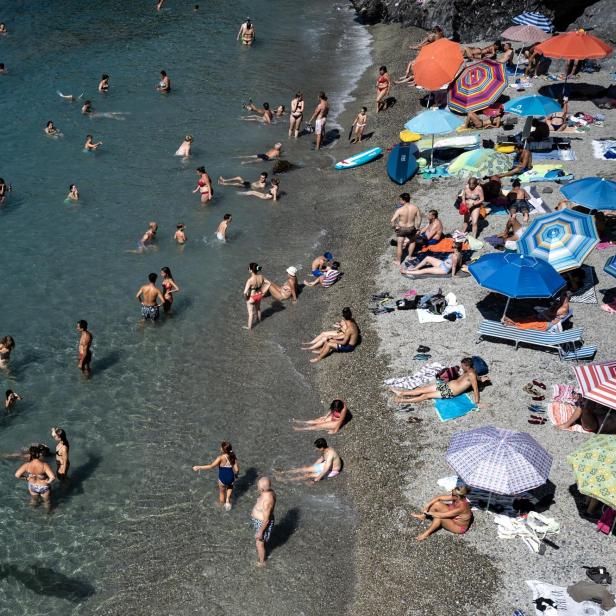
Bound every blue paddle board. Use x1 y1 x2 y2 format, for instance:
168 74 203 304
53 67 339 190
335 147 382 170
387 142 419 184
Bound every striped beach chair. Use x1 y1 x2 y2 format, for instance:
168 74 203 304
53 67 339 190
476 320 596 361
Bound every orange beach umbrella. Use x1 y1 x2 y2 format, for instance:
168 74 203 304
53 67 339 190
413 39 463 90
536 29 613 60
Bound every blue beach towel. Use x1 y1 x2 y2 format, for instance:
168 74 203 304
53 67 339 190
434 394 478 422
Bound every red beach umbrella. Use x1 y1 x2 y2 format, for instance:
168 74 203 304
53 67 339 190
573 361 616 410
536 30 613 60
413 39 464 90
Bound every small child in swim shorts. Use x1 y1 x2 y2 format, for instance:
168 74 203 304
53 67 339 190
216 214 232 242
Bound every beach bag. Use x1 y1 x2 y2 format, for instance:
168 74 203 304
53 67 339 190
438 366 461 382
471 356 489 376
453 195 463 210
427 294 447 315
396 297 418 310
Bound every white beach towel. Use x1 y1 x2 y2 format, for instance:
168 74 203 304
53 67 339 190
525 185 552 214
383 362 445 390
526 580 616 616
417 304 467 323
592 139 616 160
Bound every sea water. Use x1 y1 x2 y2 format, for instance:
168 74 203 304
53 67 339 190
0 1 371 614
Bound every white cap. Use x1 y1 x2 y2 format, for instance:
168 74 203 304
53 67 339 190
286 266 297 276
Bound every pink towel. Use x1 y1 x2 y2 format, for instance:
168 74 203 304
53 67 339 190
551 384 578 404
547 402 591 433
596 241 616 251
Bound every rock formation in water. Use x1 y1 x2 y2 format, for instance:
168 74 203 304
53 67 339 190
348 0 607 42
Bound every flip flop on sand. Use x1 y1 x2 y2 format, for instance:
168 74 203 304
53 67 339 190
532 395 545 401
416 345 430 353
523 384 540 396
407 416 423 424
528 418 547 425
532 380 547 390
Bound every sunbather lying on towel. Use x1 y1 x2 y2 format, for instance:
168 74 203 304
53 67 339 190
391 357 479 404
502 292 570 331
411 486 473 541
400 242 463 278
556 397 616 434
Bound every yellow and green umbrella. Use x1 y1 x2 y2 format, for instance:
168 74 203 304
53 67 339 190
567 435 616 509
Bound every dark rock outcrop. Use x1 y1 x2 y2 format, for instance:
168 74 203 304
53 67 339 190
573 0 616 70
349 0 600 42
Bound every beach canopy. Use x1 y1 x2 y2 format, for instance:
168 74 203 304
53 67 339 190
567 435 616 510
503 94 561 117
469 253 565 299
573 361 616 410
502 24 551 43
446 426 553 495
605 255 616 280
517 210 599 273
536 30 613 60
413 39 464 90
448 60 507 114
447 148 512 178
512 12 553 33
404 108 463 135
561 176 616 211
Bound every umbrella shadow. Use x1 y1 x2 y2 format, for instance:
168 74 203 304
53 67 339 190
537 82 607 101
0 563 95 602
475 293 552 321
567 482 607 526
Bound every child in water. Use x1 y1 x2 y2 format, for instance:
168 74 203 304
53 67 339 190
216 214 232 242
84 135 102 151
5 389 21 410
174 223 187 245
350 107 368 143
67 184 79 202
175 135 193 157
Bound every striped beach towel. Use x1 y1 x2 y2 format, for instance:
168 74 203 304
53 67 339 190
547 402 591 433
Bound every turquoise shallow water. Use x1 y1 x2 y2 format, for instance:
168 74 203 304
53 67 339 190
0 1 371 613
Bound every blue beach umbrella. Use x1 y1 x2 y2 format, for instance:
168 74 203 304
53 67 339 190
512 12 554 33
404 109 463 168
604 255 616 280
561 176 616 212
518 210 599 273
503 94 561 117
469 253 565 316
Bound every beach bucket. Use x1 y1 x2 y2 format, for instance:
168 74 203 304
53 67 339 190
399 129 421 143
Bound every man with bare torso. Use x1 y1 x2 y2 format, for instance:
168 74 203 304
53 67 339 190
390 193 421 264
308 92 329 150
306 307 359 364
276 438 343 482
251 476 276 566
76 320 92 376
417 209 444 248
136 272 165 321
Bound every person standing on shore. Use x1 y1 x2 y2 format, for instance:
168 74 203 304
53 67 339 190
251 477 276 566
76 320 93 376
192 441 240 511
308 92 329 151
289 92 304 138
51 427 70 481
136 273 165 321
375 66 391 113
237 18 255 46
350 107 368 143
390 193 421 264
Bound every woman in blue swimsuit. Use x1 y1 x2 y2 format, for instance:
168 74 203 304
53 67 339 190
192 441 240 511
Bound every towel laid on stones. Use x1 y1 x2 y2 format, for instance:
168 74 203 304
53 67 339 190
383 362 445 390
434 393 477 422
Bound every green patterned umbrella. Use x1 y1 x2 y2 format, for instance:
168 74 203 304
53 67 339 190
567 435 616 509
448 148 513 178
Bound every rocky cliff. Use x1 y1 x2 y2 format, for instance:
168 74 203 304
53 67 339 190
349 0 602 42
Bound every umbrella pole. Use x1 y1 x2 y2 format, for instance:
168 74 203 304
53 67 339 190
597 409 613 435
502 297 512 321
430 133 435 170
486 491 492 512
514 49 523 79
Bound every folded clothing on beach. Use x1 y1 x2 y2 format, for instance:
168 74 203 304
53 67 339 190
505 316 549 331
526 581 616 616
547 402 591 433
592 139 616 161
434 393 477 422
383 362 445 390
417 304 466 323
420 237 470 253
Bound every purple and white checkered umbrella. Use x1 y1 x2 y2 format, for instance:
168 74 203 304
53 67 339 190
446 426 552 495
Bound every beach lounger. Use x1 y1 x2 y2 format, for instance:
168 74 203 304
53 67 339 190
476 320 592 360
416 134 480 152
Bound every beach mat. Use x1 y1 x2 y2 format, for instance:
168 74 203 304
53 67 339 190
417 305 466 323
420 238 470 253
569 265 598 305
547 402 592 433
434 393 477 422
532 148 577 161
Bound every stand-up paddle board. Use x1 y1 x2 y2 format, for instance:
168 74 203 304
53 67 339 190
335 147 382 170
387 142 419 184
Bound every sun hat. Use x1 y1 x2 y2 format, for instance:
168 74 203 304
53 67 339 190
286 266 297 276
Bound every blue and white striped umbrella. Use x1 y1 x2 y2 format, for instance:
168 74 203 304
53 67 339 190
512 11 553 33
604 255 616 280
518 210 599 273
446 427 552 495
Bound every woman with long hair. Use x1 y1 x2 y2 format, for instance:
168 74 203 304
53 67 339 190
51 427 70 480
192 442 240 511
15 446 56 510
160 267 180 313
242 263 270 330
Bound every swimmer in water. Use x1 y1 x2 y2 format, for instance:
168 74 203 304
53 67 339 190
98 73 110 92
82 100 93 114
156 0 164 10
239 178 279 201
67 184 79 202
0 23 7 35
0 178 10 205
175 135 193 157
193 166 213 204
242 102 273 124
237 142 282 164
44 121 62 137
174 223 187 245
129 221 158 253
216 214 232 242
156 70 170 93
0 63 7 75
5 389 22 410
218 172 268 189
84 134 102 151
57 91 84 102
237 18 255 46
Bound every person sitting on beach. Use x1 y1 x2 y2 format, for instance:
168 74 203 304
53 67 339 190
394 59 417 86
243 102 273 124
391 192 421 264
44 121 62 137
401 242 463 278
502 291 571 331
409 26 444 50
84 134 102 151
460 177 484 238
192 441 240 511
506 179 531 223
525 44 546 77
218 172 268 189
462 106 503 130
310 251 334 277
238 143 282 164
292 399 349 434
302 307 359 364
486 211 525 249
175 135 193 157
391 357 479 404
497 42 514 67
276 438 342 482
415 209 444 248
528 118 550 143
546 97 569 132
304 262 341 288
266 266 298 303
411 486 473 541
156 70 170 93
496 143 532 179
481 175 502 203
239 178 279 201
5 389 22 410
556 396 616 434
